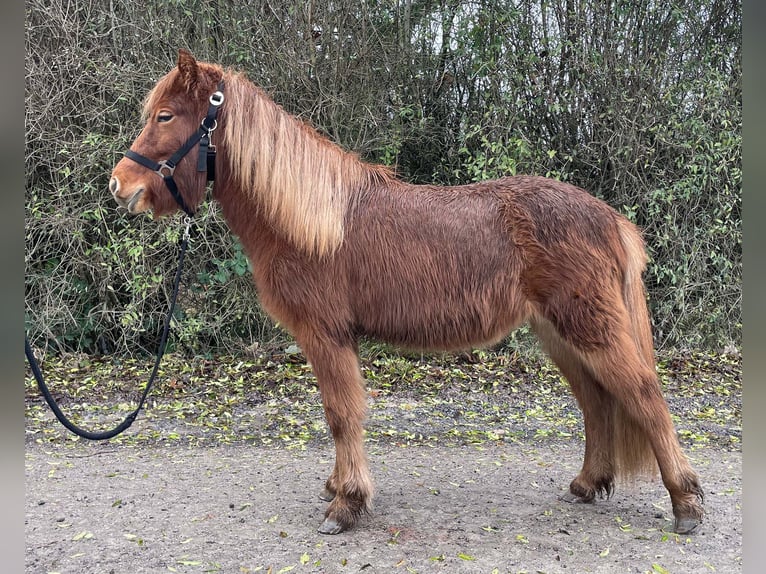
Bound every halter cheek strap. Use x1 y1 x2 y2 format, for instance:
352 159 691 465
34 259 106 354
124 81 225 216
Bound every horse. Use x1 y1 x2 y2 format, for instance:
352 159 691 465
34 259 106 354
109 49 704 535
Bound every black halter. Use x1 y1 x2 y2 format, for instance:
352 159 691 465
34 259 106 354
124 81 225 216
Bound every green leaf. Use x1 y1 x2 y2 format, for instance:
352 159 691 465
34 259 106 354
72 531 93 541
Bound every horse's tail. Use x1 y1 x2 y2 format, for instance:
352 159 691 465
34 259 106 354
613 217 658 478
617 217 655 369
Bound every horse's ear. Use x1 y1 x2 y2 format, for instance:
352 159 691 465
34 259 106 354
177 49 200 92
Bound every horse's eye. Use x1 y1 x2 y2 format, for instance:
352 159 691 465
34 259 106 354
157 112 173 123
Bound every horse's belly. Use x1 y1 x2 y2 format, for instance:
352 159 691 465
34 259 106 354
354 278 527 351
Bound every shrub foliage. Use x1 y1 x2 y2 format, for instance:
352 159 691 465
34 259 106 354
25 0 741 355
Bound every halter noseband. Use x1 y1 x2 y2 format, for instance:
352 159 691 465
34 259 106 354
124 81 225 216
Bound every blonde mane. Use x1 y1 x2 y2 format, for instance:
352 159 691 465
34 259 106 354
220 72 392 257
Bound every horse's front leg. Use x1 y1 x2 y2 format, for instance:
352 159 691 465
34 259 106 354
300 335 373 534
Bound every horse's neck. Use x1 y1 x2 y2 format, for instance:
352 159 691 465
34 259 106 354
212 174 283 261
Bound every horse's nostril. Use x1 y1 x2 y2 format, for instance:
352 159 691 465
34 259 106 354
109 177 119 195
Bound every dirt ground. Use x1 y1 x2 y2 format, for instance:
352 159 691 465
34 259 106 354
26 440 741 574
25 349 742 573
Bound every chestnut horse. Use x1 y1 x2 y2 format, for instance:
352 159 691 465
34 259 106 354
109 50 703 535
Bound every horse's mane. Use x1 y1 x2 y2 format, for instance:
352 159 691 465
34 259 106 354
220 71 394 257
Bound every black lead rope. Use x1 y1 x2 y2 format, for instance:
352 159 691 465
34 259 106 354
24 221 191 440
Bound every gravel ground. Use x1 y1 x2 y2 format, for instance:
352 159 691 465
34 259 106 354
25 349 742 573
25 440 741 574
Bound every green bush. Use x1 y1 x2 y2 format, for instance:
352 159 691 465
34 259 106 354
25 0 741 355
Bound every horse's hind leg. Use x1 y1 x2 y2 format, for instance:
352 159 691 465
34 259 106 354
581 334 704 533
530 317 617 502
299 334 373 534
534 306 703 533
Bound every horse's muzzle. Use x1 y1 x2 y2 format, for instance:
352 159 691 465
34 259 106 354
109 176 145 213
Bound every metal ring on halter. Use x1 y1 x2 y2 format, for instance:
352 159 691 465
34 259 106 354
202 118 218 133
155 160 176 178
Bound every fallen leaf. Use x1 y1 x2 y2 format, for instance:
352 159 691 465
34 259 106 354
72 531 93 541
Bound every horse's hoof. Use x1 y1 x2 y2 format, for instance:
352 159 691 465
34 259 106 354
560 492 579 503
319 488 336 502
674 516 700 534
559 492 593 504
318 517 345 535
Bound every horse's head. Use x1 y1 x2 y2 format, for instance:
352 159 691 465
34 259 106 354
109 49 223 217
